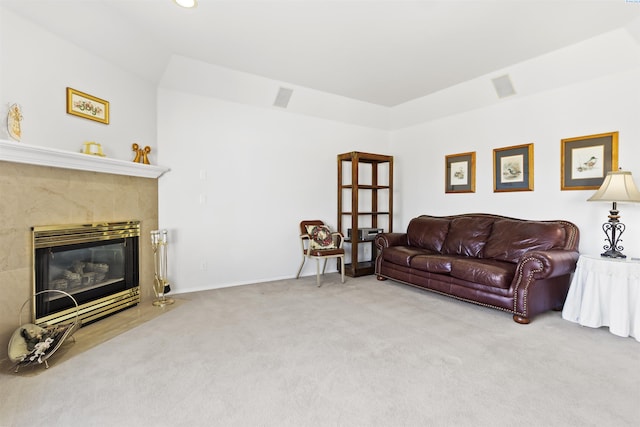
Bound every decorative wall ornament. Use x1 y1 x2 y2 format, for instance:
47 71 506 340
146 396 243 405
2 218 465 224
445 151 476 193
561 131 618 190
493 143 534 192
132 143 151 164
82 141 105 156
66 87 109 124
7 103 23 141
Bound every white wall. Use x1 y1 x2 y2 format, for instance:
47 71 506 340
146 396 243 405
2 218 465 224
6 3 640 295
0 7 157 162
157 88 389 292
391 67 640 257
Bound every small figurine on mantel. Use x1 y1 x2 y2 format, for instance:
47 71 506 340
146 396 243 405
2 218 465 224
7 103 23 142
132 143 151 165
82 141 105 156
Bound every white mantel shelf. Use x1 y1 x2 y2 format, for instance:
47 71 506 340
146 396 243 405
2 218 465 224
0 139 170 178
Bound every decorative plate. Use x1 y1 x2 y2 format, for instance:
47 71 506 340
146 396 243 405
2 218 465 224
7 103 23 141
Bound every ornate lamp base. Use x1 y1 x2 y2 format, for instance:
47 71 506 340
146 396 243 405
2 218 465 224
601 249 626 259
600 203 627 259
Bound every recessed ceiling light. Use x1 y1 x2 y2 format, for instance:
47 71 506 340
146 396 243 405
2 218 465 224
174 0 198 8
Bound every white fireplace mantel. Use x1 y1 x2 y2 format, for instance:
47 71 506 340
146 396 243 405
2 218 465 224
0 139 170 178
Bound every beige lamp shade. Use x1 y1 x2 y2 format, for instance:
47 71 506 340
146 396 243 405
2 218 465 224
587 170 640 203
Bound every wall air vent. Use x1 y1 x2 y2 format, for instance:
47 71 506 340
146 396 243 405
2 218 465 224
491 74 516 98
273 87 294 108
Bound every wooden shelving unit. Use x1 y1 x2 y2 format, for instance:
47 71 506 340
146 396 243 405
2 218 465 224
337 151 393 277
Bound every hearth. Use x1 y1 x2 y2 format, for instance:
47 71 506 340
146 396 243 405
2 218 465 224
32 221 140 326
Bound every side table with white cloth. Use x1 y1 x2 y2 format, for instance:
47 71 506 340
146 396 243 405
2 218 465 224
562 254 640 342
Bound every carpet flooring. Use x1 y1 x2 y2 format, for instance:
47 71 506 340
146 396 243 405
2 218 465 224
1 275 638 426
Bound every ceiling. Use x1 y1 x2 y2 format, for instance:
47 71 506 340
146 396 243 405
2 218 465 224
3 0 640 107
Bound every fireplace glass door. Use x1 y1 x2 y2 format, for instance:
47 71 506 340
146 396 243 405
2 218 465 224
33 221 140 325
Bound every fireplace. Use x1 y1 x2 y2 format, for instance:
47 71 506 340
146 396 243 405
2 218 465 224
32 221 141 326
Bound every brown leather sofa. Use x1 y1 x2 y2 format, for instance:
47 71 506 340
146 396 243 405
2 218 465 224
375 213 580 323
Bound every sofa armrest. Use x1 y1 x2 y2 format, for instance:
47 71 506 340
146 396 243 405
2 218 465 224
516 250 580 280
512 249 580 322
375 233 408 251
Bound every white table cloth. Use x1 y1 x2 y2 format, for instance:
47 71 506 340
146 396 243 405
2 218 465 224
562 254 640 342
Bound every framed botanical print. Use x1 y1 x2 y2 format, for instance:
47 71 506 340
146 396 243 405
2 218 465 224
561 131 618 190
493 143 534 192
445 151 475 193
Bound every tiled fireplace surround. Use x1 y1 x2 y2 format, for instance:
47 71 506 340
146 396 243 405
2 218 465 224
0 141 168 354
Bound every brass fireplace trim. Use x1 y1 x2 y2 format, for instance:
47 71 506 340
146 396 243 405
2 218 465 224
32 220 141 326
33 220 140 248
36 287 140 326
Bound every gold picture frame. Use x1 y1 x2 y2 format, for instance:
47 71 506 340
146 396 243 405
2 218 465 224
493 143 534 192
66 87 109 124
445 151 476 193
560 131 618 190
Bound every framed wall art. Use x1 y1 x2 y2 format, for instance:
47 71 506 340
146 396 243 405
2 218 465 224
560 131 618 190
66 87 109 124
493 143 534 192
445 151 476 193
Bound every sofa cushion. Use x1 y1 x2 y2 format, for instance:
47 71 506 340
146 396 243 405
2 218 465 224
382 246 435 267
483 219 567 263
442 216 495 257
450 258 516 289
406 216 450 253
410 255 455 273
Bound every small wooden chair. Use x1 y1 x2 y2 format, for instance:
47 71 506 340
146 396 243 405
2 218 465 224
296 220 345 286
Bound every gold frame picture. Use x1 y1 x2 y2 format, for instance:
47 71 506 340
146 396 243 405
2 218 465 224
445 151 476 193
561 131 618 190
66 87 109 124
493 143 534 192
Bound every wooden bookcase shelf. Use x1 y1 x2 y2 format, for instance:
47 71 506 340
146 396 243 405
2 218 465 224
337 151 393 277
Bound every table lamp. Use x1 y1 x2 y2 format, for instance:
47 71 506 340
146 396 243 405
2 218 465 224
587 170 640 258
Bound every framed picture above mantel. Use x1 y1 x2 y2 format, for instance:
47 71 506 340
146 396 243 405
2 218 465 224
66 87 110 124
561 131 618 190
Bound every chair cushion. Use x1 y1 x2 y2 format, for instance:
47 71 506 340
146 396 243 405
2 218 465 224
306 248 344 257
306 225 337 249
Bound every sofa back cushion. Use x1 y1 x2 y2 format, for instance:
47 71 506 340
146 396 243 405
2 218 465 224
442 216 495 257
407 216 450 253
483 219 567 263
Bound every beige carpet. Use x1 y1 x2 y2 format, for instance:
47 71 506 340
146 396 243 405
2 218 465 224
1 275 638 426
